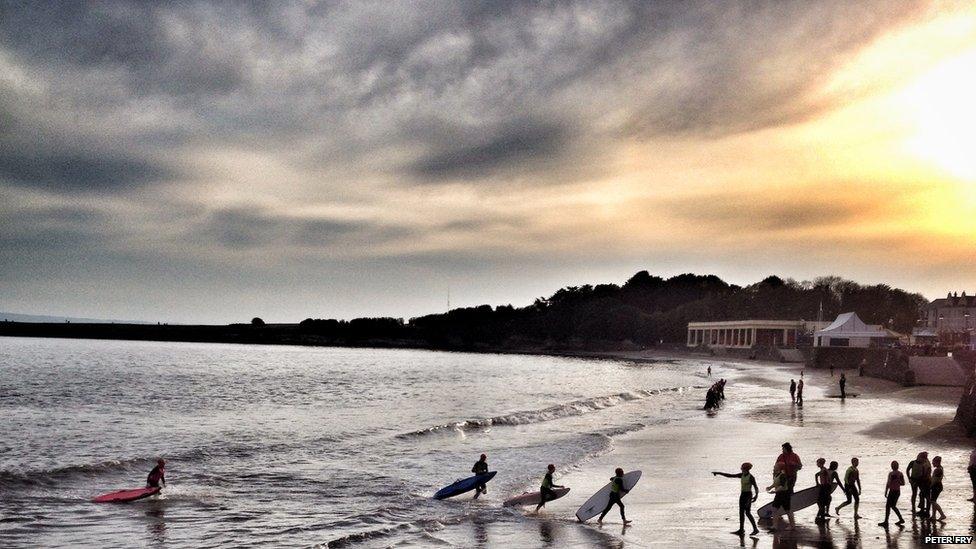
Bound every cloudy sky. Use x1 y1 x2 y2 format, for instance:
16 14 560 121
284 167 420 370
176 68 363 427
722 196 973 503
2 1 975 323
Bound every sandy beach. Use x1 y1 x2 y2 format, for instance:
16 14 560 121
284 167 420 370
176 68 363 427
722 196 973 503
455 353 973 549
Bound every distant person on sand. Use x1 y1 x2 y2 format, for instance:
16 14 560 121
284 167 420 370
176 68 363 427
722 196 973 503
969 448 976 502
839 373 847 398
707 365 712 377
597 468 631 525
879 460 905 527
928 456 946 521
535 464 565 512
472 454 489 498
712 462 759 536
789 379 796 403
776 443 802 493
835 457 862 518
796 379 804 406
767 461 795 530
830 364 834 377
146 459 166 489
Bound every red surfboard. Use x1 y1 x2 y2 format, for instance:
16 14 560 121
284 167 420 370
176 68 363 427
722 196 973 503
93 486 161 503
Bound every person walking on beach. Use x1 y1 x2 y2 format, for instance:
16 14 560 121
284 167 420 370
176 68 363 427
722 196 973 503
969 448 976 502
814 458 831 523
789 379 796 403
776 442 802 492
839 373 847 399
472 454 489 499
835 457 862 518
914 451 932 517
796 378 804 406
597 468 631 525
146 459 166 489
535 464 565 513
767 462 795 530
879 461 905 527
712 462 759 536
928 456 946 521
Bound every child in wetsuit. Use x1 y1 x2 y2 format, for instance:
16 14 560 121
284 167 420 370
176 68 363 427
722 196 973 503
597 468 631 525
766 461 795 530
712 462 759 535
146 459 166 488
535 464 565 512
835 457 862 518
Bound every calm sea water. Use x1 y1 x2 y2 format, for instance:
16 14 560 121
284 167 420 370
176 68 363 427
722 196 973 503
0 336 707 548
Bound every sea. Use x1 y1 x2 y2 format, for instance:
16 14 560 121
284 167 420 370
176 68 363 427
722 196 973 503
0 336 709 548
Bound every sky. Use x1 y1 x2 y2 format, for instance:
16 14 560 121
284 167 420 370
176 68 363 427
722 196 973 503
2 1 975 324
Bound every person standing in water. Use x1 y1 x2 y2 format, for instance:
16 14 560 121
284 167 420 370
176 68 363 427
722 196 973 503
789 379 797 403
839 373 847 399
879 461 905 527
597 468 631 525
707 365 712 377
712 462 759 535
776 442 803 493
472 454 489 499
928 456 946 521
914 451 932 517
535 464 565 513
146 459 166 489
835 457 862 518
767 461 795 530
796 378 804 406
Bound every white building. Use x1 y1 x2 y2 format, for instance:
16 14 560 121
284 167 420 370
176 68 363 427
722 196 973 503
814 312 898 348
687 320 817 349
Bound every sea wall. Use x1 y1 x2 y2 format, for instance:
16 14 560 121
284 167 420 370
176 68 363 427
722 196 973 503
810 347 912 384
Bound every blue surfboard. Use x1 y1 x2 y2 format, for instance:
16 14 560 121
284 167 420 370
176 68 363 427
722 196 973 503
434 471 497 499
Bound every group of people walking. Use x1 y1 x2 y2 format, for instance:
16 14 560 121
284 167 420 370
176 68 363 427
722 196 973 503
713 442 972 536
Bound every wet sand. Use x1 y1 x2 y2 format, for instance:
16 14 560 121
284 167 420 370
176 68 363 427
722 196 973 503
523 357 974 548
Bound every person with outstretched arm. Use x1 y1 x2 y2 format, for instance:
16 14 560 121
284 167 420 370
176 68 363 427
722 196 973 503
535 464 565 512
712 462 759 535
835 457 862 518
146 459 166 489
597 468 631 525
472 454 489 499
879 460 905 527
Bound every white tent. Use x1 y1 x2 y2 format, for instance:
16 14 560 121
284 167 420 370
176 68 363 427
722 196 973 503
814 312 893 348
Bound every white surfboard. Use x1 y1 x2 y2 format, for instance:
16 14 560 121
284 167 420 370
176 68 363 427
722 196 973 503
503 487 570 507
757 483 839 519
575 470 641 522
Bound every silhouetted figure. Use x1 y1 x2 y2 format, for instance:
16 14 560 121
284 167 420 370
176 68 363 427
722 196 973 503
879 461 905 527
839 373 847 399
712 462 759 535
472 454 489 499
789 379 796 403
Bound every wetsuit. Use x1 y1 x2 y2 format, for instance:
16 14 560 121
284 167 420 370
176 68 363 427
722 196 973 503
771 472 791 512
472 459 488 496
839 375 846 398
916 459 932 515
836 465 860 513
147 465 165 488
539 472 557 505
815 466 830 520
883 469 905 524
598 475 627 522
906 460 918 509
930 465 943 504
737 472 758 532
789 381 796 403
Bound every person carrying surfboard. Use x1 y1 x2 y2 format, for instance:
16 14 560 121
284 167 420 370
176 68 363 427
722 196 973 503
879 460 905 527
766 461 795 530
471 454 489 499
776 443 802 493
712 462 759 535
534 464 566 512
146 459 166 489
835 457 862 518
597 468 631 525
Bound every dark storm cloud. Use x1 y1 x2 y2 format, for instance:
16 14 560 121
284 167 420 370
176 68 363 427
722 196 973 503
0 148 172 192
408 121 567 180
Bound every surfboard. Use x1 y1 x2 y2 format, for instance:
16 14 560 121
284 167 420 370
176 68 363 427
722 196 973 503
826 394 858 398
575 470 641 522
757 483 839 519
92 486 161 503
434 471 497 500
503 487 570 507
